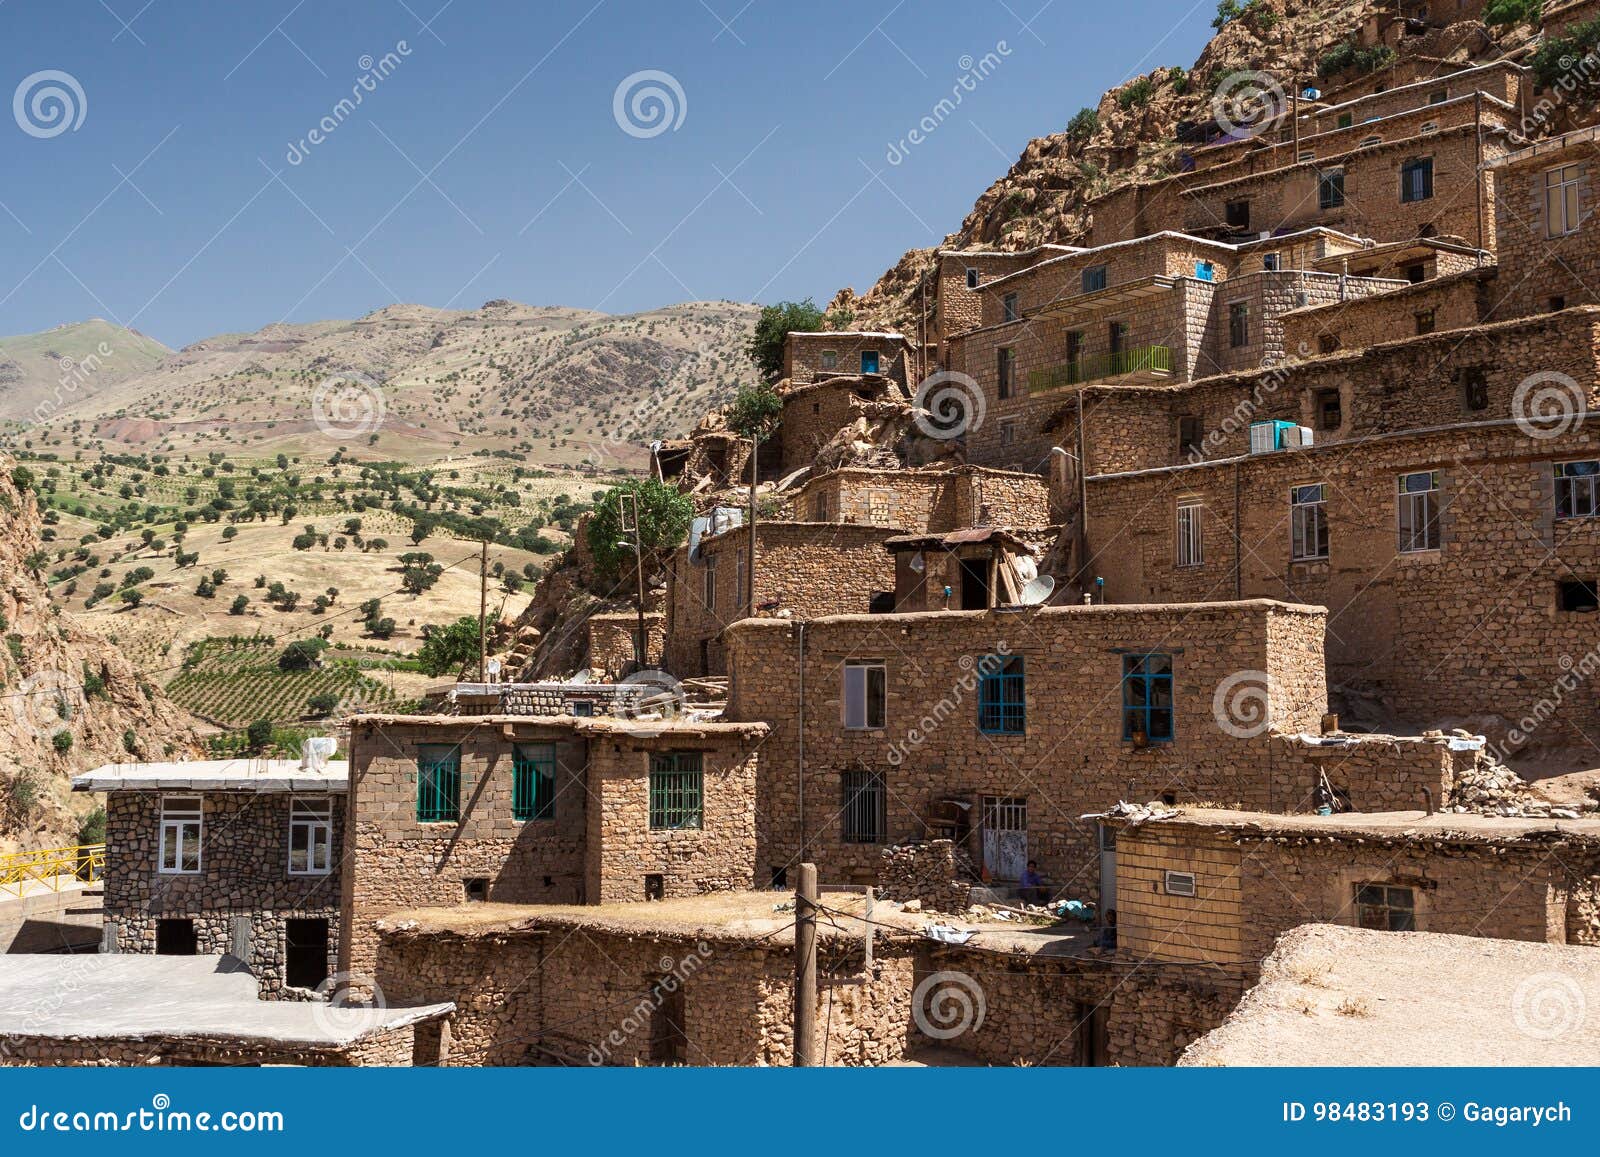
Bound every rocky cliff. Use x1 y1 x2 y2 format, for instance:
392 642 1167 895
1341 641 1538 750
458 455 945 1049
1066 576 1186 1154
0 456 199 850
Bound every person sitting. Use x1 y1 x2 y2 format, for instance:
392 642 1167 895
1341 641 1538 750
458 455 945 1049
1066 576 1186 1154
1095 909 1118 950
1018 860 1047 904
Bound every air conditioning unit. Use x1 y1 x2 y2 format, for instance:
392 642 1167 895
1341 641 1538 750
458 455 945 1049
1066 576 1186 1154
1282 425 1316 448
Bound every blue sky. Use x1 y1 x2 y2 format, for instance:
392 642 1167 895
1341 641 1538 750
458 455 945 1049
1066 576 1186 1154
0 0 1216 347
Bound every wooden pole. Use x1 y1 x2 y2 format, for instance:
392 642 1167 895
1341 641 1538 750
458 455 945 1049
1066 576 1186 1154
746 437 758 616
793 862 818 1067
477 539 488 683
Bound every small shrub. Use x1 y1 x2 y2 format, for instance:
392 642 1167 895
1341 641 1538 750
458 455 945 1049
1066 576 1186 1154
51 729 74 754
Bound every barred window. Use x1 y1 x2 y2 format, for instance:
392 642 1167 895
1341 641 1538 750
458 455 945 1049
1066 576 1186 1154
978 655 1026 735
416 745 461 823
840 768 886 843
649 752 703 830
512 743 556 822
1176 502 1203 568
1397 471 1441 553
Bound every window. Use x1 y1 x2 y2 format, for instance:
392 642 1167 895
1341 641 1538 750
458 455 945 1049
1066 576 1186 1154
1559 579 1599 612
1163 870 1197 897
861 350 881 374
1065 329 1084 368
1319 333 1341 354
867 489 893 524
1337 112 1353 129
702 558 716 610
1003 292 1019 322
1397 471 1441 553
1461 365 1488 411
843 661 887 729
841 768 886 843
1400 157 1434 203
1261 252 1280 272
1545 163 1583 238
1414 309 1435 335
735 547 746 609
1290 484 1329 561
1551 295 1567 312
156 918 197 955
1109 320 1128 354
1225 199 1251 229
1419 120 1438 135
1556 460 1599 520
1315 388 1342 430
416 745 461 823
998 418 1018 446
812 491 831 522
1178 416 1204 457
966 266 980 289
159 797 202 875
463 877 489 901
1176 502 1203 567
997 347 1015 399
1354 883 1415 931
512 743 556 822
1228 302 1250 348
1428 88 1448 105
820 349 837 371
978 655 1026 734
1082 264 1108 293
288 797 333 875
1194 260 1216 282
1121 654 1174 743
1404 263 1427 283
1318 169 1345 209
648 752 703 830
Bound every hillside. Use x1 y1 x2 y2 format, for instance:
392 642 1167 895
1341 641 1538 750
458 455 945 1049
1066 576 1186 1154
0 454 199 851
5 300 761 470
0 319 172 425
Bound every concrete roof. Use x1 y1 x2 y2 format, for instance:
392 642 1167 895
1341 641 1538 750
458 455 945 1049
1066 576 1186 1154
0 955 451 1049
72 758 348 793
1181 924 1600 1066
1105 806 1600 845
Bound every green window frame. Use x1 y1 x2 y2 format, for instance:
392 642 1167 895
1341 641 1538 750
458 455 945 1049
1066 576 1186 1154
416 744 461 823
978 655 1025 735
512 743 556 822
1121 653 1174 743
649 752 703 830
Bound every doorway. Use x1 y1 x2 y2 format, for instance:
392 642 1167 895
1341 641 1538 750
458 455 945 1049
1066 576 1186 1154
649 976 687 1064
155 918 197 955
981 796 1028 882
284 918 330 990
958 556 990 610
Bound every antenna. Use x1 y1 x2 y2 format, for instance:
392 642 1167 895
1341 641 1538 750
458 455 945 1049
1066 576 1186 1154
1019 575 1056 605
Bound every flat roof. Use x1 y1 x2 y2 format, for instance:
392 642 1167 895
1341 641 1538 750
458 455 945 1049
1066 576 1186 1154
0 955 451 1049
1106 806 1600 845
726 597 1325 633
72 758 348 793
1181 924 1600 1066
349 712 767 739
1491 124 1600 169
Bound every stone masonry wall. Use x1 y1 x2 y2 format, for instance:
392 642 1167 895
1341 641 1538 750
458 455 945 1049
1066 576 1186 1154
1488 138 1600 322
585 612 664 679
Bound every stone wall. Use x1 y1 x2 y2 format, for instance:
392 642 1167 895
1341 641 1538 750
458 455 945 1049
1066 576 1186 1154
722 601 1329 897
103 790 343 997
1280 268 1492 354
1488 137 1600 322
789 466 1051 535
0 1025 422 1067
585 612 664 679
876 840 974 913
785 333 913 387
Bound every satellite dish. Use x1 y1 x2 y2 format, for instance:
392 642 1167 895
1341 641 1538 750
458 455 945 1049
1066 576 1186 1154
1019 575 1056 606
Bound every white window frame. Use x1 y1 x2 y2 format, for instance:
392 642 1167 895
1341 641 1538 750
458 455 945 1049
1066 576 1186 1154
1003 293 1019 322
159 795 203 875
842 661 887 731
819 349 838 371
1546 163 1583 238
288 796 334 876
1556 460 1600 521
1176 501 1203 568
1397 470 1441 553
1290 483 1328 561
1164 870 1197 897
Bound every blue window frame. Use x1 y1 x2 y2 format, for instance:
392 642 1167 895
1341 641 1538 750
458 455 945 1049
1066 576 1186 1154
512 743 556 822
1121 654 1174 743
861 350 880 374
1082 264 1108 293
416 744 461 823
1194 261 1215 282
978 655 1025 734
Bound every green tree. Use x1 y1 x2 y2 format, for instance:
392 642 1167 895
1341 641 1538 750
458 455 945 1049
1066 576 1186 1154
726 384 783 444
245 718 273 752
585 480 694 579
746 298 826 382
278 638 327 671
416 614 495 677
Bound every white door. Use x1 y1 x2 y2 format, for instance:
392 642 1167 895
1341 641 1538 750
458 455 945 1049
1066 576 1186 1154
982 797 1028 881
1098 823 1117 913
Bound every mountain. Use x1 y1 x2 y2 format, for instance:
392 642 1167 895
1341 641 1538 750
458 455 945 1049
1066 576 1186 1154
0 319 172 425
6 300 762 469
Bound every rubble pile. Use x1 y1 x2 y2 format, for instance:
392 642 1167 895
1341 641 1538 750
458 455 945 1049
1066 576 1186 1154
877 839 977 914
1448 744 1586 819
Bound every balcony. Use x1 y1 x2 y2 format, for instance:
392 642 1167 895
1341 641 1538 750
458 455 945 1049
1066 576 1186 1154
1027 345 1172 393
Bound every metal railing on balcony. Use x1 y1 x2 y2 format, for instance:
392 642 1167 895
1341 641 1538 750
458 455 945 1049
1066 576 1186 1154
1027 345 1172 394
0 843 104 897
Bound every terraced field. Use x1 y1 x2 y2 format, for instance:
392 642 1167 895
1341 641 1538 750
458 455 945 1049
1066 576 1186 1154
164 638 425 727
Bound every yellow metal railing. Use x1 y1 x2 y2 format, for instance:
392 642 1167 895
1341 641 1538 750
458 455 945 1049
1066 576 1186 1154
0 843 104 897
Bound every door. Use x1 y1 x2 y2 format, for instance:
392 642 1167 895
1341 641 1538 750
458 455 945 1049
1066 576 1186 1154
860 350 880 374
982 797 1028 881
285 918 330 990
156 918 197 955
1098 823 1117 914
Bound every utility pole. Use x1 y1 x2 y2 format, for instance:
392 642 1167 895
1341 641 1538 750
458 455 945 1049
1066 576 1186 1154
793 862 818 1067
621 491 647 670
477 539 488 683
746 436 758 617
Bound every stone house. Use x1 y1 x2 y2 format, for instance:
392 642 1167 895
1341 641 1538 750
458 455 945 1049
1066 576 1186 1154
73 755 348 999
1111 808 1600 975
783 331 917 387
789 465 1052 534
1486 129 1600 322
338 713 766 982
720 599 1334 897
585 611 665 678
776 375 908 475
